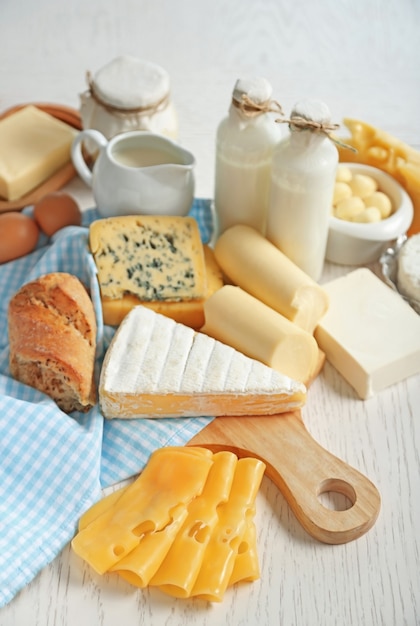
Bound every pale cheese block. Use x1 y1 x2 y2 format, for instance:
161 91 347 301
314 268 420 399
214 224 329 333
0 105 77 201
201 285 319 384
101 245 224 328
89 215 206 302
99 305 306 419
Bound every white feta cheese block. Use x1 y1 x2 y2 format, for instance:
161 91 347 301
99 305 306 418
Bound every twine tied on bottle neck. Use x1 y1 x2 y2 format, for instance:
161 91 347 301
275 114 357 152
85 71 170 116
233 93 284 118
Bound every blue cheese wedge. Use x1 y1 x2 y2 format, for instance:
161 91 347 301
89 215 206 301
101 245 224 328
99 305 306 418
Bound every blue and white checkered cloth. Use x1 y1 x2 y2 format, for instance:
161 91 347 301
0 200 214 607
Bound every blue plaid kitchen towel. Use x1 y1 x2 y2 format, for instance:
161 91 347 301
0 200 214 607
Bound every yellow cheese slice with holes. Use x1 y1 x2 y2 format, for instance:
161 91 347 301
228 519 260 585
189 457 265 602
149 451 238 597
78 485 130 531
71 447 213 574
110 503 189 587
78 447 213 531
214 224 329 333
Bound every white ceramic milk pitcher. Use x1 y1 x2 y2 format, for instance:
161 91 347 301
71 130 195 218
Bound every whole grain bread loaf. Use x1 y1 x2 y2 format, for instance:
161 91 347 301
8 272 97 413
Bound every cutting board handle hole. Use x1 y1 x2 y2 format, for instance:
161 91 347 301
317 478 356 512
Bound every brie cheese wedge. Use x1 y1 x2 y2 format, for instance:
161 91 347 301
99 305 306 418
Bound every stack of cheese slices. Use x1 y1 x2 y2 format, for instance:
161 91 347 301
72 446 266 602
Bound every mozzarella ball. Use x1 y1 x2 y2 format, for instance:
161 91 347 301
333 181 352 205
348 174 378 199
364 191 393 219
336 165 353 183
352 207 382 223
334 196 365 220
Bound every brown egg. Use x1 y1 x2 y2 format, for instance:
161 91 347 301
0 212 40 264
33 192 82 236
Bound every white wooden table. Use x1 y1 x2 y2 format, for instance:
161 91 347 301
1 1 419 624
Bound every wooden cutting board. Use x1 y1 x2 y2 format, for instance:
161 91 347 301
188 410 381 545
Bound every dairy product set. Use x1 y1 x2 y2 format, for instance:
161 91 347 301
1 54 420 609
2 55 420 403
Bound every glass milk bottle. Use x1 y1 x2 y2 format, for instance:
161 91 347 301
214 77 284 236
266 100 338 281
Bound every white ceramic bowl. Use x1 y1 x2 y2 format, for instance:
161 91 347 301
325 163 413 265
